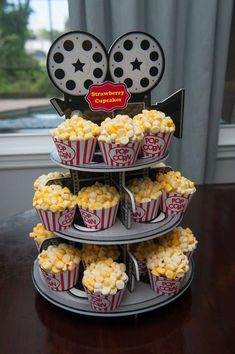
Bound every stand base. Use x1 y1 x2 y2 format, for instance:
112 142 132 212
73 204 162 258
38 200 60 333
32 259 194 317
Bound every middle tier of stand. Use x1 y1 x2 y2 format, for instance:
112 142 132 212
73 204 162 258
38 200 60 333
55 212 183 245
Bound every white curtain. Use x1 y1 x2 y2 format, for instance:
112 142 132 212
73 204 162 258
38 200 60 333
68 0 233 183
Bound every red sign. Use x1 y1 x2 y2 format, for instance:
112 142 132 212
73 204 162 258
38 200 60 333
85 81 130 111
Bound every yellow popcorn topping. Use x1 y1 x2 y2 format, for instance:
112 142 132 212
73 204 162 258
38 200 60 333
130 240 158 260
29 223 56 245
82 258 128 295
39 243 81 274
156 171 196 195
147 247 189 279
77 182 120 209
33 184 77 212
51 115 101 141
159 227 198 253
98 114 144 145
133 109 175 134
81 244 120 265
127 176 162 203
34 171 70 191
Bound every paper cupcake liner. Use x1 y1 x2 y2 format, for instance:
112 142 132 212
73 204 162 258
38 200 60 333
140 131 174 158
36 207 76 231
99 141 141 167
148 270 185 296
79 203 119 230
137 259 148 276
53 137 97 166
132 198 160 222
160 191 194 215
85 288 125 311
40 266 79 291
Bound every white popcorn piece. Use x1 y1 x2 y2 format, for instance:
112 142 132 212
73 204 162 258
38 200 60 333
127 176 162 203
156 171 196 195
133 109 175 134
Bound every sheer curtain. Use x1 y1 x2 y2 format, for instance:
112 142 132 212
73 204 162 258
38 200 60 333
68 0 233 183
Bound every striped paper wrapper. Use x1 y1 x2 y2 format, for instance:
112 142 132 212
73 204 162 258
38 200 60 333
53 137 97 166
79 203 119 230
137 259 148 276
148 270 185 296
99 141 141 167
140 131 174 158
132 198 160 222
36 207 76 231
160 191 194 215
85 288 125 312
40 266 79 291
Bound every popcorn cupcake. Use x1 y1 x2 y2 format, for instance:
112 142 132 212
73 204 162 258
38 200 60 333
81 244 120 267
156 171 196 214
133 109 175 158
39 243 80 291
82 258 128 311
33 185 77 231
159 227 198 259
29 223 56 251
77 182 120 230
147 246 189 296
127 177 162 222
34 171 70 191
51 115 100 166
130 240 157 276
98 115 143 167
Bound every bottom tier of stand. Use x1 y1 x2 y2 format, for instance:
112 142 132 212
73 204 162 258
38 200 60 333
32 259 194 317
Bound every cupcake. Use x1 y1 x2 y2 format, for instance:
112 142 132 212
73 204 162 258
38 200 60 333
34 171 70 191
51 115 100 166
77 182 120 230
147 246 189 295
156 171 196 214
33 184 77 231
130 240 157 276
98 115 143 167
29 223 56 251
127 177 161 222
81 244 120 267
159 227 198 259
133 109 175 158
39 243 81 291
82 258 128 311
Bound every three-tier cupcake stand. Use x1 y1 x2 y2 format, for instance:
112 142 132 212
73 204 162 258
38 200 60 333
32 31 194 317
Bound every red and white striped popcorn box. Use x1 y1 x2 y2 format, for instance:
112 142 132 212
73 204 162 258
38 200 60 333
140 131 174 158
132 198 160 222
148 270 185 296
40 266 79 291
98 141 141 167
137 259 148 276
85 288 125 312
36 207 76 231
78 203 119 230
53 137 97 166
160 191 194 215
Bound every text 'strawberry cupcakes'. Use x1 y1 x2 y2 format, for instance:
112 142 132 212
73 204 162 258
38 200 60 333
81 244 120 268
77 182 120 230
82 258 128 311
130 240 158 277
147 246 189 296
156 171 196 215
33 171 70 191
127 177 161 222
38 243 81 291
159 227 198 259
29 223 56 251
133 110 175 158
33 185 77 231
98 115 143 167
51 115 100 166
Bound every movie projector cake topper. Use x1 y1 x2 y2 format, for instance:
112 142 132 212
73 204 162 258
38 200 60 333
47 31 184 137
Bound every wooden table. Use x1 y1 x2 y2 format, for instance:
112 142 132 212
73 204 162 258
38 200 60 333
0 184 235 354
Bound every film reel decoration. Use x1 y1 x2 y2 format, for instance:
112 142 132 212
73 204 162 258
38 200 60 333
109 32 165 94
47 31 108 96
